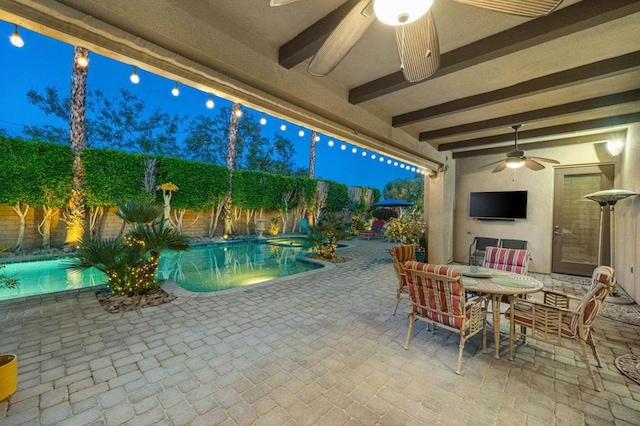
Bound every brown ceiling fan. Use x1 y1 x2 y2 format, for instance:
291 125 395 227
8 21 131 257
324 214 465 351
480 124 560 173
270 0 564 82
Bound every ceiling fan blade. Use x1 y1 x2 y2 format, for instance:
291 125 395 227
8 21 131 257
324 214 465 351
308 0 375 77
491 162 508 173
478 159 504 169
523 159 545 171
395 11 440 83
528 156 560 164
270 0 299 6
452 0 564 17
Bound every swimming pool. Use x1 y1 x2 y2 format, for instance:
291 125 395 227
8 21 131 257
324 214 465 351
0 238 320 301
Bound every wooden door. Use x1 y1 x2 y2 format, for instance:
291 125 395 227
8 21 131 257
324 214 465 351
552 164 614 276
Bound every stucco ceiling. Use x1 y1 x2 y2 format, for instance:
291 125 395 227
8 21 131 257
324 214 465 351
3 0 640 166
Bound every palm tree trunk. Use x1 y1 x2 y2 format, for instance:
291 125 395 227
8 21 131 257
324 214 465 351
65 46 89 245
224 103 240 236
309 131 317 178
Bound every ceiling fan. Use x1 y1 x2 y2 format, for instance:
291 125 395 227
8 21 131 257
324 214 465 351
480 125 560 173
270 0 564 83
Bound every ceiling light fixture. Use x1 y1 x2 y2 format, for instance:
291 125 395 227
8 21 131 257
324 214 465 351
130 67 140 84
506 158 525 169
373 0 433 26
606 139 624 156
259 115 267 125
9 25 24 48
171 83 180 96
206 96 215 109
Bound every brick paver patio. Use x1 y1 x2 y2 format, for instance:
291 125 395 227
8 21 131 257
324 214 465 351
1 239 639 425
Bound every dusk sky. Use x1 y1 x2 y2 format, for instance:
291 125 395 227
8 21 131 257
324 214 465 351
1 21 422 193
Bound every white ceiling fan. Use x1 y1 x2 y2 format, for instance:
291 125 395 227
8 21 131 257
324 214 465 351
480 124 560 173
270 0 564 82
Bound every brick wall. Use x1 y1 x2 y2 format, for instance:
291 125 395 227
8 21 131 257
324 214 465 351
0 204 300 251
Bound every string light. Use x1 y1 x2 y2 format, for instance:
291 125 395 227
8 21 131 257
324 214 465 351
400 164 405 168
340 144 346 150
314 134 320 142
298 128 305 137
379 156 384 162
234 107 243 117
394 161 398 166
328 140 334 147
387 159 392 164
352 147 357 154
280 122 287 131
411 167 416 172
362 151 367 156
260 115 267 125
171 83 180 96
371 154 376 159
9 25 24 48
75 50 89 67
130 67 140 84
206 96 215 109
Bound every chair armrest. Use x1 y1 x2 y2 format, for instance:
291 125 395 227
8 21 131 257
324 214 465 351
542 289 580 309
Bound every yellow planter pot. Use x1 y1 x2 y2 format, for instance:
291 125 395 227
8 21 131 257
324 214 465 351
0 354 17 401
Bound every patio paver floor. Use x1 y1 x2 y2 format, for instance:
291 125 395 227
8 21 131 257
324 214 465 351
1 239 639 425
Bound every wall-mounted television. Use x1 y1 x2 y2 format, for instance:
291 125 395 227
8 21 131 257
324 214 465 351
469 191 528 220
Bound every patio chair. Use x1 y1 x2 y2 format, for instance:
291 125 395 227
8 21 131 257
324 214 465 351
390 244 416 315
404 261 488 375
299 218 310 234
371 220 385 238
505 266 615 391
482 246 532 275
499 239 527 250
468 237 499 265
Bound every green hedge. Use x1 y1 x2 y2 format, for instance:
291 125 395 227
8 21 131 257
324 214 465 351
84 148 148 206
0 137 72 207
324 180 350 212
156 157 229 210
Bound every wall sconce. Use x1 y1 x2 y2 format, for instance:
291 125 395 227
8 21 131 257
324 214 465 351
606 139 624 156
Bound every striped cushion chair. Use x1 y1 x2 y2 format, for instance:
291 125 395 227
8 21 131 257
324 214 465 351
482 246 532 275
390 244 416 315
404 261 488 375
505 266 615 391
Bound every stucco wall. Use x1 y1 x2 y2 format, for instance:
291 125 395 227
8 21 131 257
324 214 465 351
453 134 632 276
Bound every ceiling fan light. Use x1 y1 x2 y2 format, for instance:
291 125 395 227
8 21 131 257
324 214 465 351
374 0 433 26
606 139 624 156
506 158 525 169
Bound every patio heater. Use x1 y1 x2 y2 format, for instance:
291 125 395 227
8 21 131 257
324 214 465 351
583 189 638 268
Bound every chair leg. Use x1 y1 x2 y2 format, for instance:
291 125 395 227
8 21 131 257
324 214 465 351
456 334 465 375
405 315 415 350
393 290 401 316
509 318 516 361
578 339 601 391
482 317 487 354
586 331 603 368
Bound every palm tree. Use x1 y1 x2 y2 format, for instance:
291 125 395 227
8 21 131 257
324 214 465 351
309 130 317 178
69 200 189 296
223 103 241 236
65 46 89 245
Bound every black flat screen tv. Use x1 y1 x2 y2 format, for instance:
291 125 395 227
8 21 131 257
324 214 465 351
469 191 528 220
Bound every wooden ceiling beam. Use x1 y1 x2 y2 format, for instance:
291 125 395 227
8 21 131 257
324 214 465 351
391 51 640 130
349 0 640 104
452 130 628 159
419 89 640 140
278 0 361 69
439 112 640 151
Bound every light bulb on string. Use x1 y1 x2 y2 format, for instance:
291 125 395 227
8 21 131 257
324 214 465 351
234 107 243 118
314 135 320 142
387 159 392 164
75 51 89 68
206 96 215 109
280 122 287 131
298 128 305 137
328 140 334 147
259 115 267 125
400 164 405 169
362 151 367 157
352 147 357 154
9 25 24 48
411 167 416 172
379 156 384 162
371 154 376 160
340 144 346 150
130 67 140 84
394 162 398 166
171 83 180 96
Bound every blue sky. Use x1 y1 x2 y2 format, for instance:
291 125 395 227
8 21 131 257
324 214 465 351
1 21 422 192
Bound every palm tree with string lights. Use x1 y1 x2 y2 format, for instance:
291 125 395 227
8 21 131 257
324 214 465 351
65 46 90 246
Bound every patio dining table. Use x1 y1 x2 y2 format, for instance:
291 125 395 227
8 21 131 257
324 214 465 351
454 265 544 359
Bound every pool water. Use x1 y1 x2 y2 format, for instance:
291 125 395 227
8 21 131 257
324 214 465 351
0 238 320 300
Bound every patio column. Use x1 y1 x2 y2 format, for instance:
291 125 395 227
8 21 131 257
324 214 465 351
425 162 454 264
